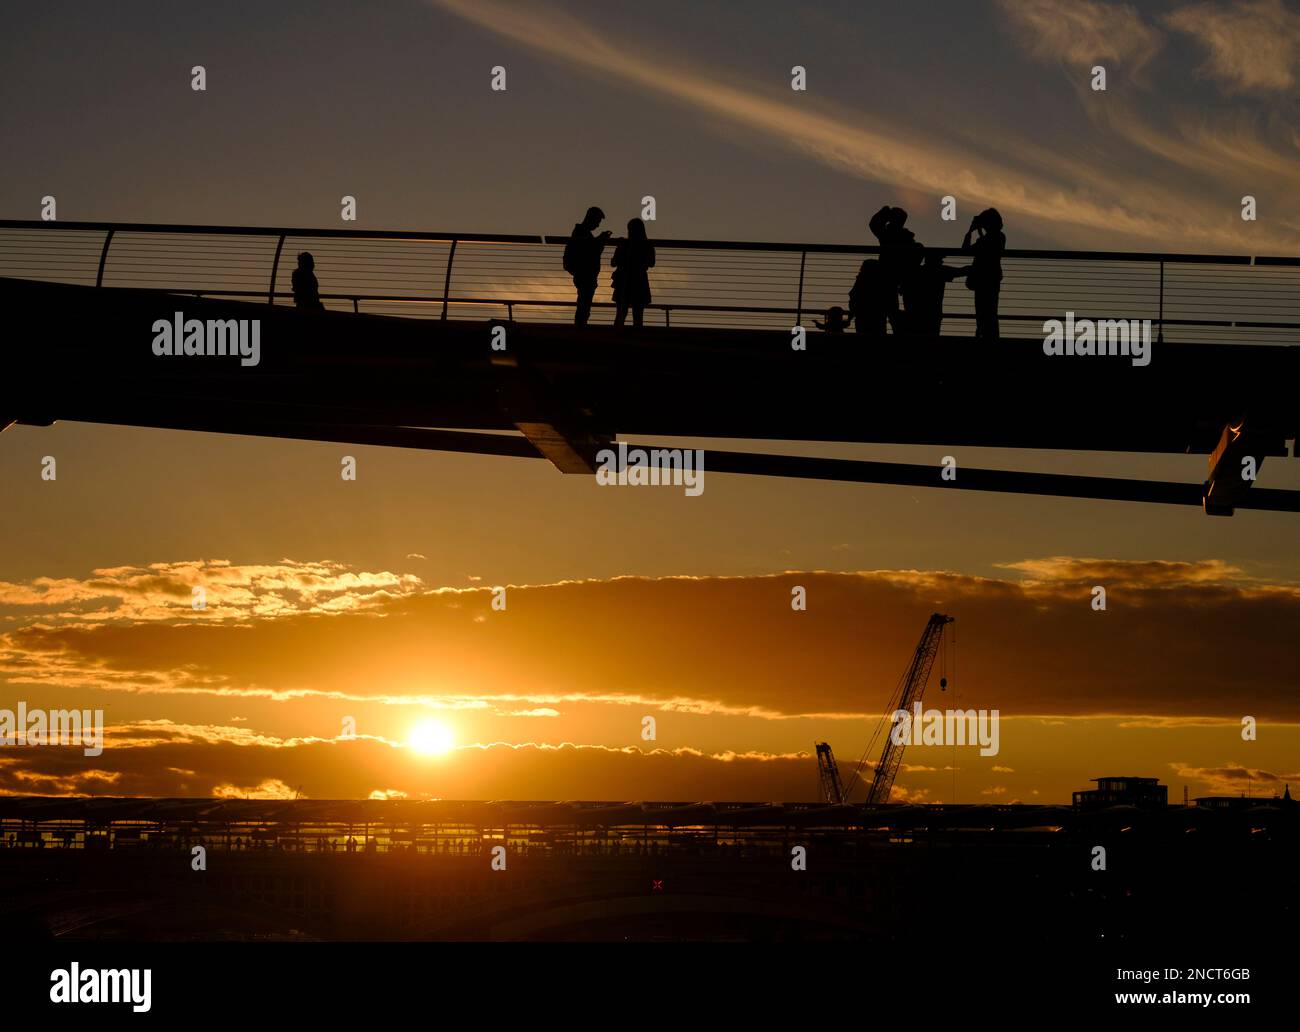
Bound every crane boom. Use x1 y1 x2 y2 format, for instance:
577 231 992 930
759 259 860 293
865 613 953 805
815 742 845 804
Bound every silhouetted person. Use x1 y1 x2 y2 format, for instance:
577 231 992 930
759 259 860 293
563 206 611 325
963 208 1005 339
815 306 853 333
869 205 922 333
902 250 968 336
292 252 324 311
848 259 890 339
611 218 656 327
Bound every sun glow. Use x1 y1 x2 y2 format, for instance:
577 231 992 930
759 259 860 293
409 719 455 756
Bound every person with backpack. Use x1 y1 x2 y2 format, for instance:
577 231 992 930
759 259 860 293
563 206 612 325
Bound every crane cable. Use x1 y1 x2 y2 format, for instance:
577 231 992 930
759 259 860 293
842 651 912 802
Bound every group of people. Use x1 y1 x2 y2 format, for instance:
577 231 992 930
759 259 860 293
823 204 1005 340
561 202 1005 338
290 203 1005 338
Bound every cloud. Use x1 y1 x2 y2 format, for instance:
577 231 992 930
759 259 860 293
4 558 1300 721
997 556 1250 589
1166 0 1300 92
0 739 826 802
0 768 120 795
996 0 1163 70
1084 100 1300 188
213 778 299 800
430 0 1300 252
0 559 424 623
1169 761 1300 795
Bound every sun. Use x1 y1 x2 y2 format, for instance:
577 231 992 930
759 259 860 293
409 719 455 756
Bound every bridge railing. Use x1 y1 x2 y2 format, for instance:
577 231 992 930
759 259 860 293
3 219 1300 343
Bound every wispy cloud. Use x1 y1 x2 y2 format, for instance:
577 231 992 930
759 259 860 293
1167 0 1300 93
996 0 1163 71
431 0 1300 252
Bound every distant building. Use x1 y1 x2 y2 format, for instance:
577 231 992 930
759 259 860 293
1195 785 1294 810
1193 796 1255 810
1073 776 1168 809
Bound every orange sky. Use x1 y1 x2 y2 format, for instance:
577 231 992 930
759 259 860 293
3 1 1300 803
2 511 1296 802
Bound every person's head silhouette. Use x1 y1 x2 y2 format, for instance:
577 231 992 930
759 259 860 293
582 206 605 230
626 217 647 240
297 252 314 271
979 208 1003 233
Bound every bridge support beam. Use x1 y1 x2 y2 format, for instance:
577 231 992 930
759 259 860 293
492 352 612 473
1204 421 1265 517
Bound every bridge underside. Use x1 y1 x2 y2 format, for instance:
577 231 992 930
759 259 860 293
5 278 1298 511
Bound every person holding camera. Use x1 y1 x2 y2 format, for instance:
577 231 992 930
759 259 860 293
962 208 1005 340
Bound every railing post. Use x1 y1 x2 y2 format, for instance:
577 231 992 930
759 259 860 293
268 233 286 305
441 239 458 320
795 249 807 326
95 228 114 288
1157 259 1165 343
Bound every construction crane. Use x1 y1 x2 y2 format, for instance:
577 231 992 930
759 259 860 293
815 741 846 804
829 612 954 805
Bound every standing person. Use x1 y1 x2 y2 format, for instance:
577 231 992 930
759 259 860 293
869 205 921 334
848 259 888 339
963 208 1005 340
902 250 968 336
292 252 324 311
563 206 611 326
611 217 655 328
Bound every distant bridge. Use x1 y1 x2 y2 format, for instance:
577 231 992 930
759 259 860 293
3 219 1299 514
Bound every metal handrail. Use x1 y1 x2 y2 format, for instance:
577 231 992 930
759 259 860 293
5 218 1300 264
140 288 1300 332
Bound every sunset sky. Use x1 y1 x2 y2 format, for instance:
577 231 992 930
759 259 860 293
2 0 1298 803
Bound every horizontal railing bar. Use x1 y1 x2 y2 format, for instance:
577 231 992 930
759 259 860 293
0 220 538 245
107 286 1300 330
0 219 1280 265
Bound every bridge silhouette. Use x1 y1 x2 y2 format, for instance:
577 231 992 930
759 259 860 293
3 218 1299 514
